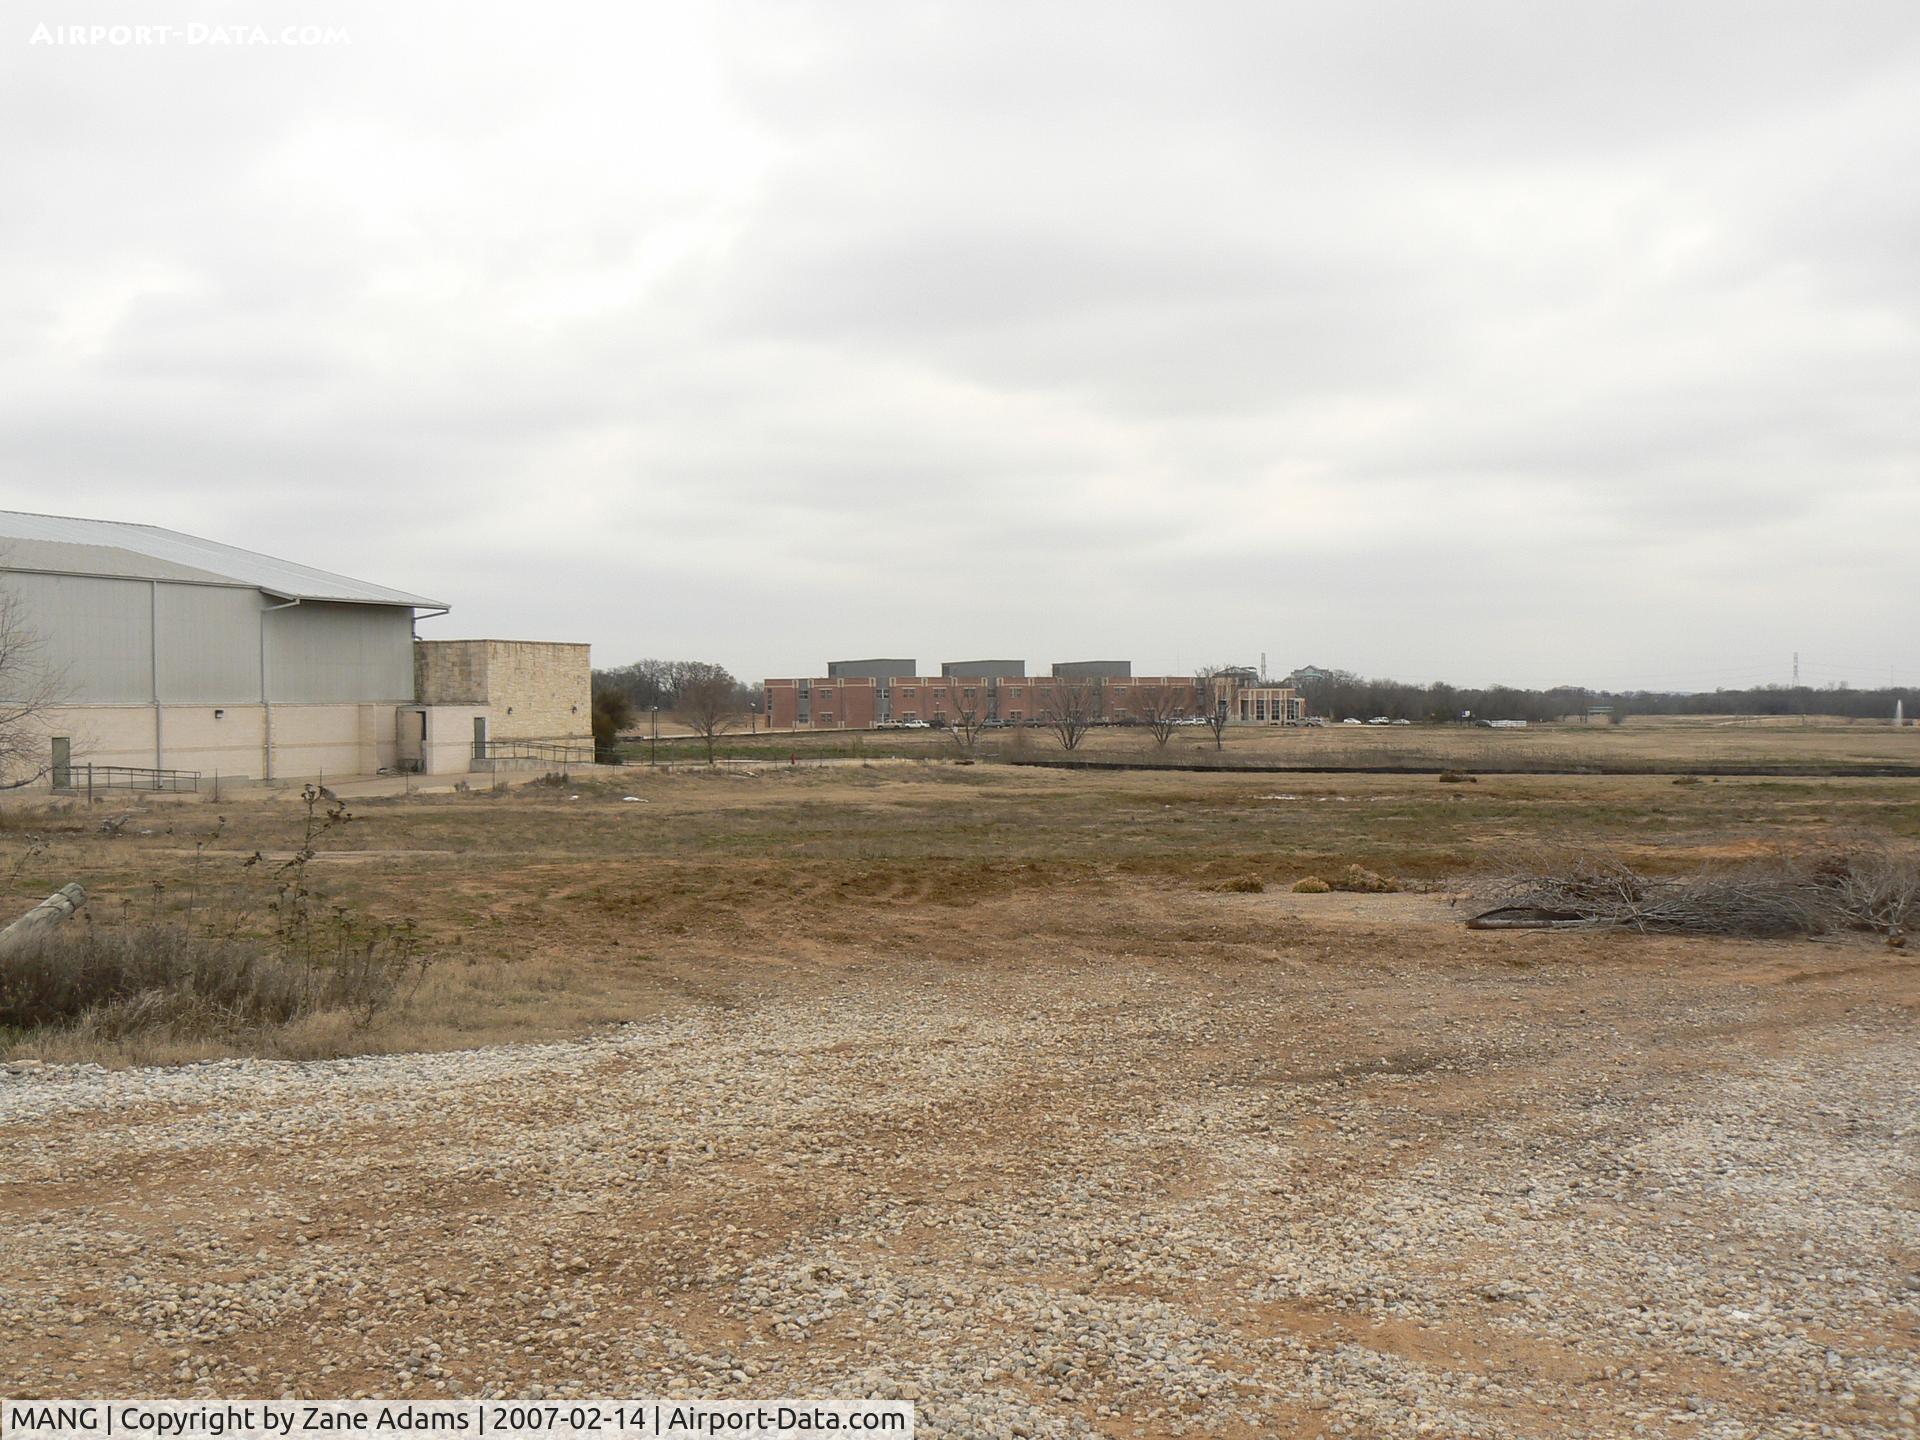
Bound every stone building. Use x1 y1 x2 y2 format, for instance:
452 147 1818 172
412 640 592 762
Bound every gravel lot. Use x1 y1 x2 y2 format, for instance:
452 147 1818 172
4 896 1916 1439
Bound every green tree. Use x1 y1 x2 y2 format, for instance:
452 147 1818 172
591 690 636 762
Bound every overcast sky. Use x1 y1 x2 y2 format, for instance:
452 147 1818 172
4 2 1915 691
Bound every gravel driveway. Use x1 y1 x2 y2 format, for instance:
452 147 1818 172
4 915 1916 1439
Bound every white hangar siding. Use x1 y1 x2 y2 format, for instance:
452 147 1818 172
17 576 420 781
0 511 444 784
14 574 417 704
13 573 414 704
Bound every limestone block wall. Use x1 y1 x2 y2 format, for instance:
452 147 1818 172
415 639 591 746
482 641 591 743
414 640 489 705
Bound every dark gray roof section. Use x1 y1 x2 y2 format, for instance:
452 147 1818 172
0 509 447 609
1052 659 1132 679
827 658 917 680
942 660 1026 678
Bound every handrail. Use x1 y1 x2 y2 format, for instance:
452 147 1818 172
475 740 598 765
70 763 202 796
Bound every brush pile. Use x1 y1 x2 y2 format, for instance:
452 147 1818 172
1470 845 1917 939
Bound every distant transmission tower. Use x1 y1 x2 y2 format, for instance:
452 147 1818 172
1792 651 1799 686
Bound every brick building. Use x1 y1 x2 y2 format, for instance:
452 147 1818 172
763 661 1301 731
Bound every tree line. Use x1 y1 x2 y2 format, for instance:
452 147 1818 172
1289 670 1918 724
591 659 758 713
590 660 759 761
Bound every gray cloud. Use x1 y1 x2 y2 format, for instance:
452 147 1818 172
0 0 1914 690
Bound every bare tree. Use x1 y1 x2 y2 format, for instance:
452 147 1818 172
675 663 742 764
1130 682 1185 748
0 584 64 789
1194 667 1234 752
946 679 989 756
1038 677 1102 752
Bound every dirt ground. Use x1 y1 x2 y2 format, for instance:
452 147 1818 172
653 713 1920 774
1 764 1916 1437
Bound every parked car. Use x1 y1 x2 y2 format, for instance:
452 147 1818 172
1342 718 1364 725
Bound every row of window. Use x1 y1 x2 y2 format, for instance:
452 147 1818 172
778 684 1217 705
1236 698 1301 721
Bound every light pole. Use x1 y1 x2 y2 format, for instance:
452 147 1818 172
649 706 658 766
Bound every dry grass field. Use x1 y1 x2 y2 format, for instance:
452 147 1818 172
641 714 1920 776
2 745 1916 1436
1 756 1915 1064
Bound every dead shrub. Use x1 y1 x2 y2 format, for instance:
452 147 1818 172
1214 874 1265 894
1 784 432 1051
0 924 423 1038
0 928 298 1033
1292 876 1331 894
1329 864 1397 894
1438 771 1477 784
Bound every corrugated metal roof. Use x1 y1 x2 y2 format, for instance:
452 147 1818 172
0 510 447 609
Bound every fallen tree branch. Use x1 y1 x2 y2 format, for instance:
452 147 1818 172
0 883 88 956
1468 845 1916 939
